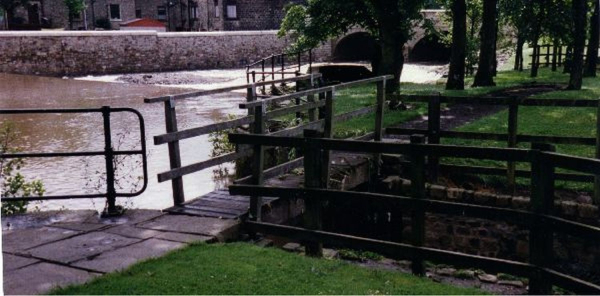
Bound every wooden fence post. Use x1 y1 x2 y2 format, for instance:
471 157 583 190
303 129 324 257
307 74 318 122
428 94 441 184
507 101 519 194
410 135 426 276
595 100 600 205
164 97 185 206
374 79 386 176
261 60 266 94
322 88 334 186
249 85 265 222
529 142 556 295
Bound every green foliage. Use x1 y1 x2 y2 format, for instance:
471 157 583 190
1 123 44 215
52 243 484 295
63 0 85 15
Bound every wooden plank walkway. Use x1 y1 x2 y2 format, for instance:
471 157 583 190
163 190 278 219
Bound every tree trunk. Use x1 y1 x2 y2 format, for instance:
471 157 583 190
514 34 525 71
472 0 497 87
530 38 540 77
584 0 599 77
568 0 587 90
376 30 405 93
446 0 467 90
68 13 74 30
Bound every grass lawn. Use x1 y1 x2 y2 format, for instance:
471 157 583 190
52 243 484 295
328 60 599 191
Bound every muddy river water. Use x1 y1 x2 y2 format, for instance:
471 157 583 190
0 65 443 212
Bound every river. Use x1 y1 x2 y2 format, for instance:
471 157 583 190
0 64 444 212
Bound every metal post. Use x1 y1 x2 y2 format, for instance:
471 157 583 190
164 97 185 206
101 106 118 216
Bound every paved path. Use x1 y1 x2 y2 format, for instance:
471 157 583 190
2 210 240 295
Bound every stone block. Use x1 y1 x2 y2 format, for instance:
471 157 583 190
3 253 39 272
478 274 498 283
560 201 578 216
154 232 214 244
578 204 599 219
72 239 185 273
2 227 81 253
429 185 446 199
28 232 140 264
104 225 162 239
3 262 99 295
446 188 463 201
495 195 512 207
136 215 240 242
511 197 530 210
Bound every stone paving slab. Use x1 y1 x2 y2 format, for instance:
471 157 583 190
137 215 240 241
84 209 164 225
3 227 81 253
72 238 185 273
3 210 98 231
27 232 140 264
51 222 108 232
154 231 215 243
104 224 163 239
3 253 40 272
3 262 99 295
2 210 240 295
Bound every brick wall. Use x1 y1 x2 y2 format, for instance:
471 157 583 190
0 31 331 76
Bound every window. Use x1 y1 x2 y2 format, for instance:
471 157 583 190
214 0 220 17
190 3 198 20
226 5 236 19
135 9 141 18
109 4 121 20
157 6 167 20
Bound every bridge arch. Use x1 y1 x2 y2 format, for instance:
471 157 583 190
333 32 380 62
407 33 451 64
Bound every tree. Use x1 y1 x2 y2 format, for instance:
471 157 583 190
446 0 467 90
279 0 425 92
1 123 44 215
64 0 85 30
0 0 28 27
472 0 497 87
584 0 599 77
568 0 587 90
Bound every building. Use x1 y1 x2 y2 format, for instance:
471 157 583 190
2 0 304 31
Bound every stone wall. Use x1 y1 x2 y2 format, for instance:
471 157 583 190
377 176 600 283
223 0 304 31
0 31 332 76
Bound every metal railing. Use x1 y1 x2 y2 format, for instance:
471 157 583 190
246 49 314 93
0 106 148 216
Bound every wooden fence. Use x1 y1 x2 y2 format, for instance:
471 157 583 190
227 133 600 295
387 94 600 201
145 74 392 207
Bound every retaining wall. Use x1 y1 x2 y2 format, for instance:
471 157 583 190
0 31 332 76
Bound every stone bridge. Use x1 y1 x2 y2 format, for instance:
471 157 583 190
331 10 449 64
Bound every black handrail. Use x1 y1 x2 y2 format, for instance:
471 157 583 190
0 107 148 216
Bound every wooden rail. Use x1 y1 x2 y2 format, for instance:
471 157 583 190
388 94 600 200
228 133 600 295
147 74 393 206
